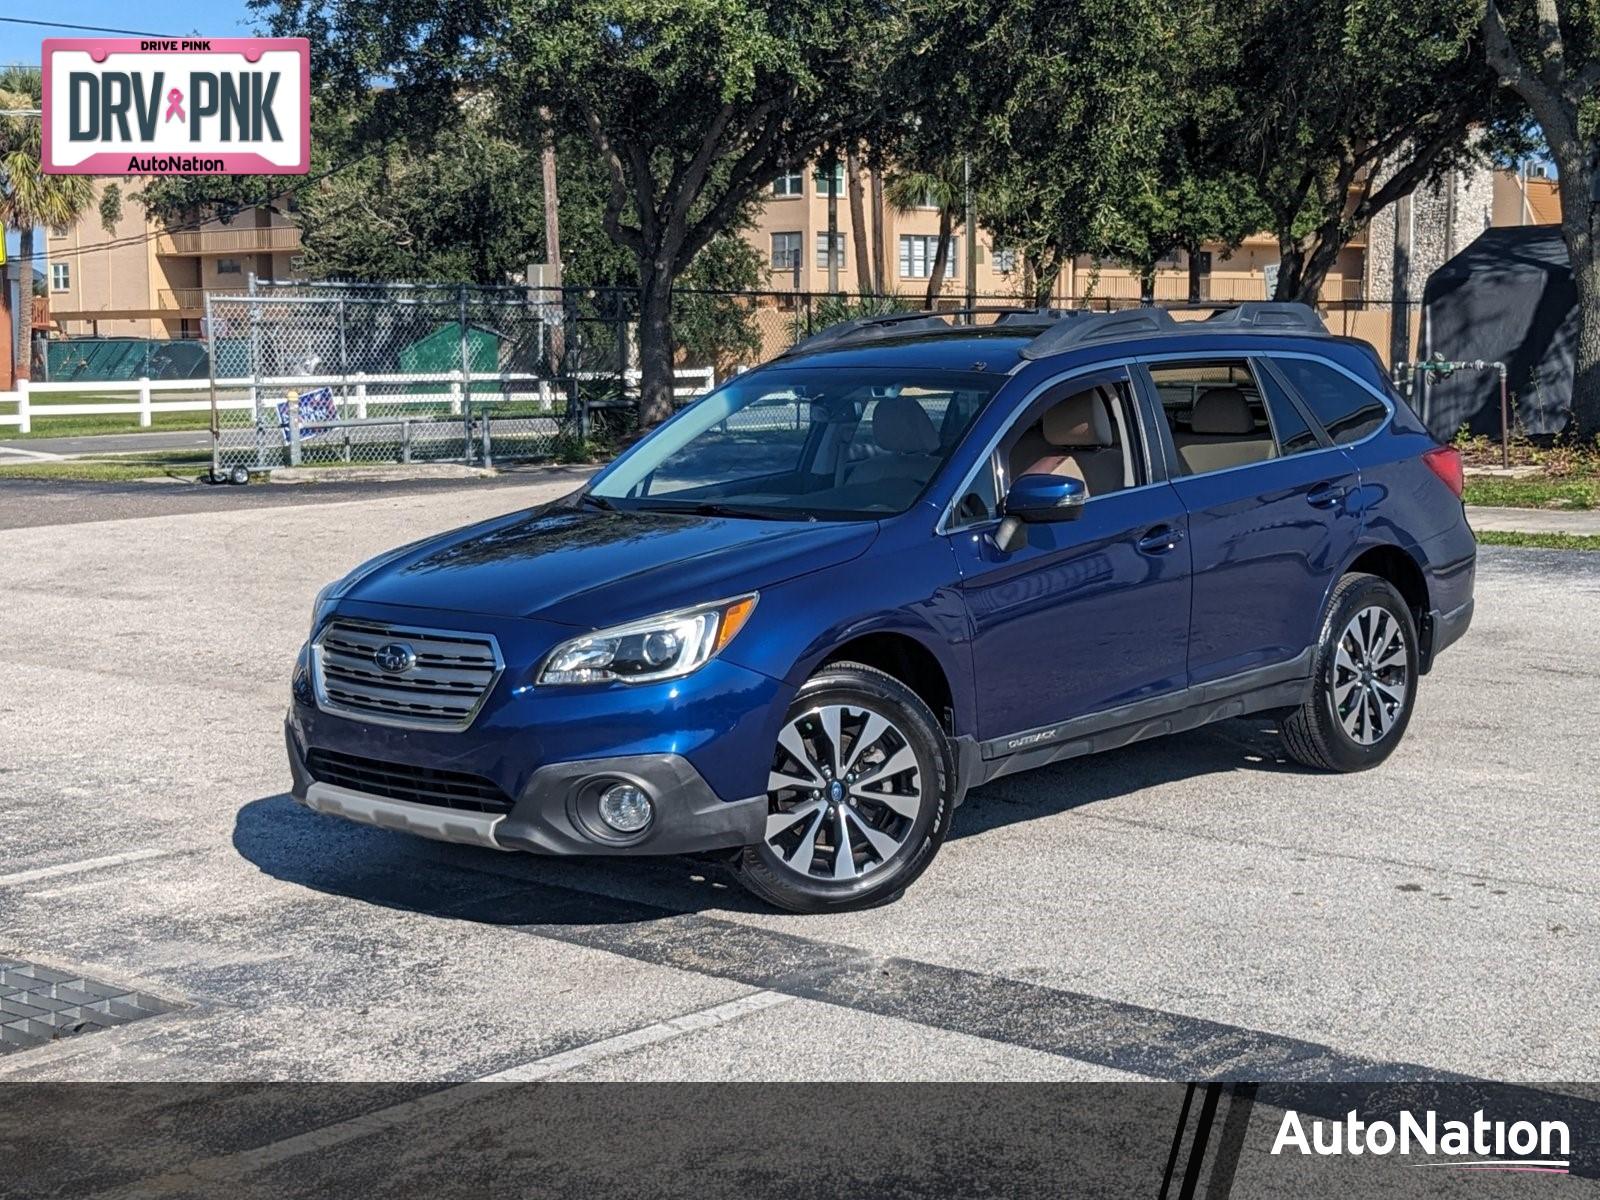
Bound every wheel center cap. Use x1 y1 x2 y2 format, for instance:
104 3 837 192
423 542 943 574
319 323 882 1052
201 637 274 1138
829 781 845 803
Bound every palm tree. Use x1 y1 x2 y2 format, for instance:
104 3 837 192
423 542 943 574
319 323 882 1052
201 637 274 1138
0 67 95 383
885 163 963 308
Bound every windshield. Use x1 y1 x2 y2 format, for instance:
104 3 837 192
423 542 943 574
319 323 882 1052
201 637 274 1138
589 367 1002 520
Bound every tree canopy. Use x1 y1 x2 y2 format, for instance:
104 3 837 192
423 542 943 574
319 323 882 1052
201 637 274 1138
117 0 1595 428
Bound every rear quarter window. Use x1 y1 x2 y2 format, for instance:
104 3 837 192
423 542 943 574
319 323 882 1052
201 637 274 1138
1272 357 1389 444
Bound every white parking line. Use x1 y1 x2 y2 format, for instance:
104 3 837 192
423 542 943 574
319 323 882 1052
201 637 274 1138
90 989 793 1197
478 987 793 1081
0 847 175 889
0 445 67 462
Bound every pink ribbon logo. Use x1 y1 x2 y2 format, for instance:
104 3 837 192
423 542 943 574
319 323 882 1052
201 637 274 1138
164 88 185 123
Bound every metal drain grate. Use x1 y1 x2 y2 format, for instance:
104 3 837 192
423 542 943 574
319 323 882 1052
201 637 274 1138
0 959 178 1055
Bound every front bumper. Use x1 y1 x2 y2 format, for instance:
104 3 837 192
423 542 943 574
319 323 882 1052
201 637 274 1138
287 723 766 856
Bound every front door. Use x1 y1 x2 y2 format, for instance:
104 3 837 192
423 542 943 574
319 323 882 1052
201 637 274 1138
945 366 1193 743
1139 355 1362 686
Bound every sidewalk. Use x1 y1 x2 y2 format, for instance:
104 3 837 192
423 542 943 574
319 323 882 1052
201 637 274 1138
1466 505 1600 535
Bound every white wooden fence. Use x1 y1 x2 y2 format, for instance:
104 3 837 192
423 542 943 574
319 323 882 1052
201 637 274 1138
0 367 717 435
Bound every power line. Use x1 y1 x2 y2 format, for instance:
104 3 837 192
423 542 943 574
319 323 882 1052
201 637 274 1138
0 16 183 38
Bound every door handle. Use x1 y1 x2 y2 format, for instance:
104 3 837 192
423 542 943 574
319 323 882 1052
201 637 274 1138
1307 482 1348 508
1137 526 1185 554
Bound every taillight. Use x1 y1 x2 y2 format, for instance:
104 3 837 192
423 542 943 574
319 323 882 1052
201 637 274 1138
1422 445 1464 499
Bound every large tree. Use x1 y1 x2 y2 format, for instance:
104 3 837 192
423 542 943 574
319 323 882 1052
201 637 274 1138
266 0 899 425
908 0 1179 307
1483 0 1600 435
0 68 95 384
1205 0 1497 304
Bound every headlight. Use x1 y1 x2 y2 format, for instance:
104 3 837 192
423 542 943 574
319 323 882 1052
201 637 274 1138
538 594 758 686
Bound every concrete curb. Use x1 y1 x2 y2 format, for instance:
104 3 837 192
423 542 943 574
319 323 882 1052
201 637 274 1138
1466 505 1600 535
268 464 498 485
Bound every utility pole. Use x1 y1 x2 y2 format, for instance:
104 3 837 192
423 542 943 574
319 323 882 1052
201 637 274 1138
963 153 977 318
532 108 564 371
537 107 562 289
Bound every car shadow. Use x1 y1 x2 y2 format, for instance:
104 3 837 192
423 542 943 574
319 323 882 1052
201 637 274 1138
232 717 1304 924
949 715 1301 840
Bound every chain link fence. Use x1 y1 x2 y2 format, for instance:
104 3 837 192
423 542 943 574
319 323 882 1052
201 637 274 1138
204 281 1416 472
207 282 638 471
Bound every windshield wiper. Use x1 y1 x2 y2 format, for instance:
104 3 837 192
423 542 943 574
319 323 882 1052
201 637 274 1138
576 492 618 512
642 500 809 522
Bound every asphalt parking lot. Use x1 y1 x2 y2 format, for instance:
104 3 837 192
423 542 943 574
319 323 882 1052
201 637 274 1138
1 472 1597 1099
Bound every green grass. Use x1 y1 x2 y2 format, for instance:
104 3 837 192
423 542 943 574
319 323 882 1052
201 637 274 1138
0 460 206 483
1463 475 1599 510
0 446 213 483
0 412 218 439
1475 529 1600 551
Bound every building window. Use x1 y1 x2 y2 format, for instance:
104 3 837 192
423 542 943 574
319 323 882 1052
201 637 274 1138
772 169 804 198
771 231 802 272
815 232 847 270
993 247 1019 275
813 161 845 193
899 235 958 279
217 258 242 275
50 262 70 291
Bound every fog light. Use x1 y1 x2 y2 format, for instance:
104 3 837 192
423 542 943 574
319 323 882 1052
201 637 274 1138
597 783 653 833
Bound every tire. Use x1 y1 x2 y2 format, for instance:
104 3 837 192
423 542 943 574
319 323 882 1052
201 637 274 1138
735 662 954 913
1281 573 1419 772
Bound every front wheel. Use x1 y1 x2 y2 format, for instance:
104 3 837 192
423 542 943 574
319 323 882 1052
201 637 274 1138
1281 573 1419 772
735 663 954 913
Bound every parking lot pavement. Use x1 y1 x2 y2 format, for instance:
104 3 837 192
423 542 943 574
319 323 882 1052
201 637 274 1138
0 466 592 531
1 480 1597 1088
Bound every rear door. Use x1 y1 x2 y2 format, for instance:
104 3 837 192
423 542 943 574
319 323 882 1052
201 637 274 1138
1136 355 1361 686
944 364 1192 741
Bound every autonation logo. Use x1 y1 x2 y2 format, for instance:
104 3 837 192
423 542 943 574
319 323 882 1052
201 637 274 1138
1272 1108 1571 1174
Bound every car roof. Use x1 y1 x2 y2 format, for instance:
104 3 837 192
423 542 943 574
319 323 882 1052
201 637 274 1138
773 303 1335 373
768 326 1044 373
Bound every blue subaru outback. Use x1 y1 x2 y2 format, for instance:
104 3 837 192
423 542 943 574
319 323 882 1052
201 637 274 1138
288 303 1475 911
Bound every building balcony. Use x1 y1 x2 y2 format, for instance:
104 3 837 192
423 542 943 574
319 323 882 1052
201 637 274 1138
156 288 210 314
157 226 303 256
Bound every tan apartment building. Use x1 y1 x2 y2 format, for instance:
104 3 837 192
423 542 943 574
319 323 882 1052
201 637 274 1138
43 160 1562 353
745 161 1367 304
45 180 303 339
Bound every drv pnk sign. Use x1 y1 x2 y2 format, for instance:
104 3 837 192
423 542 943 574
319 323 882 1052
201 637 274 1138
42 39 309 175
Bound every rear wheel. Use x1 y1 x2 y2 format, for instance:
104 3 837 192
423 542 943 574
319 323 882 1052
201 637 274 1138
1281 573 1418 772
735 663 953 913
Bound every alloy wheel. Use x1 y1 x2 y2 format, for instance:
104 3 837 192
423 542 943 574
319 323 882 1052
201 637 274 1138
1332 605 1409 746
764 704 923 882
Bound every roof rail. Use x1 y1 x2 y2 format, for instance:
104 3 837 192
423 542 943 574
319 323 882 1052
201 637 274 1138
777 305 1070 359
1018 301 1327 360
1198 301 1326 332
1018 308 1177 359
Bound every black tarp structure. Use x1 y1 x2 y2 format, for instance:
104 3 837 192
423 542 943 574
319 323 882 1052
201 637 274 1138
1421 224 1575 439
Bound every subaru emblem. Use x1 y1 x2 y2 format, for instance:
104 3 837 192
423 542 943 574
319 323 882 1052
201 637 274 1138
374 642 417 674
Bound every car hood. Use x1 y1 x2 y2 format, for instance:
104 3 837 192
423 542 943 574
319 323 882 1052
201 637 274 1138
342 500 879 627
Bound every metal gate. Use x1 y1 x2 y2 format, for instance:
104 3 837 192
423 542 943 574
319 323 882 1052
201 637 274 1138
206 282 630 471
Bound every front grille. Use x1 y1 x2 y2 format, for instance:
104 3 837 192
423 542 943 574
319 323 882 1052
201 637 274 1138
313 619 503 731
306 748 514 815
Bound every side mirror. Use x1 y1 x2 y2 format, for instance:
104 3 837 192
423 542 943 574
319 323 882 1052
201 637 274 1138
1004 473 1087 522
995 473 1086 553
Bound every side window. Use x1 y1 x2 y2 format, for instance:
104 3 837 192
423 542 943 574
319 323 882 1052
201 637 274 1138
1147 360 1278 476
1001 372 1143 500
1272 357 1388 444
951 457 1001 526
1256 366 1322 455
